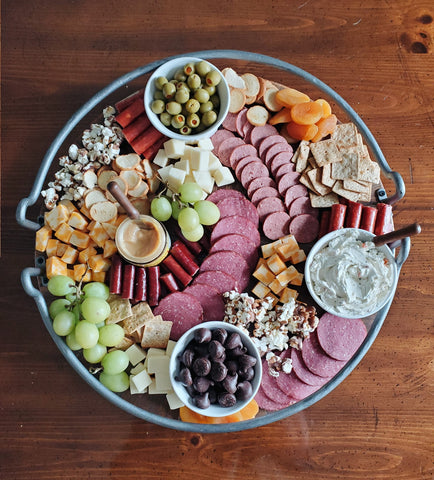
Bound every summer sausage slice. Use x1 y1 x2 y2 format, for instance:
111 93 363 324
275 162 297 182
247 177 277 198
260 359 298 406
270 152 294 177
216 137 245 167
289 214 320 244
258 134 288 158
229 144 258 170
235 108 249 137
214 197 260 228
277 172 301 196
207 188 245 205
193 270 239 294
301 331 346 378
250 124 279 149
284 184 308 209
275 369 320 400
256 197 286 223
289 196 318 218
153 292 203 341
240 161 270 189
222 111 238 132
255 385 295 411
211 215 261 247
291 348 330 387
262 211 291 240
183 284 225 323
234 156 261 180
209 233 259 265
316 313 367 361
264 142 293 168
211 129 234 152
250 186 280 207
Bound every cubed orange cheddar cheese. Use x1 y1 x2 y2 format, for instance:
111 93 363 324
59 199 78 214
279 287 298 303
101 222 117 240
103 239 117 258
280 234 298 247
253 264 275 285
267 253 286 275
255 257 267 270
89 222 110 248
45 204 71 231
290 272 304 286
289 249 306 264
80 204 92 220
73 264 92 282
65 268 75 279
87 220 97 231
46 238 59 257
88 254 111 272
78 246 97 264
261 239 282 258
277 243 299 262
56 242 68 257
55 222 74 243
46 256 68 279
91 271 106 283
276 266 298 287
68 211 89 231
61 246 79 264
69 230 91 250
35 225 52 252
269 278 284 295
251 282 271 299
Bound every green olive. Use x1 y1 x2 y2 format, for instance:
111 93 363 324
155 76 168 90
171 114 185 129
175 88 190 104
176 81 190 91
180 125 192 135
185 98 200 114
183 63 195 76
195 61 211 77
194 88 210 104
166 101 182 115
204 85 216 96
202 110 217 127
187 113 200 128
210 94 220 109
151 99 165 114
160 112 172 127
205 70 221 87
174 69 187 82
187 73 201 90
162 82 176 99
199 101 213 114
153 90 165 101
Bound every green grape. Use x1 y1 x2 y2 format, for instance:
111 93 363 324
179 182 203 203
181 223 204 242
83 282 109 300
53 310 76 336
151 196 172 222
49 298 71 320
178 207 200 232
171 200 182 220
72 303 81 322
47 275 76 297
74 320 99 349
65 292 79 303
101 350 129 375
80 297 110 324
99 371 129 393
66 331 82 351
98 324 125 347
194 200 221 226
83 343 107 364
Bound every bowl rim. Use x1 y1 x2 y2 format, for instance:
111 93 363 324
304 228 399 319
144 56 230 142
169 321 262 417
17 49 410 433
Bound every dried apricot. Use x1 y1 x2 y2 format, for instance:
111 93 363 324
286 121 319 141
179 399 259 424
311 114 338 142
275 88 310 108
314 98 332 118
268 107 293 125
290 101 323 125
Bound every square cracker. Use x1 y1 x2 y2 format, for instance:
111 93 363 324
106 296 133 324
321 163 336 188
309 191 339 208
309 139 342 167
331 151 360 180
357 157 381 183
299 172 320 195
295 140 310 172
343 178 371 193
332 180 364 202
123 301 155 334
141 320 173 349
331 122 360 149
307 168 332 196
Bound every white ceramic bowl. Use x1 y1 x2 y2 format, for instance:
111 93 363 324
144 57 230 142
304 228 398 319
169 321 262 418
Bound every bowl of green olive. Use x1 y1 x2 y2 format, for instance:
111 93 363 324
144 56 230 141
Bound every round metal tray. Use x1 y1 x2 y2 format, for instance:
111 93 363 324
17 50 409 433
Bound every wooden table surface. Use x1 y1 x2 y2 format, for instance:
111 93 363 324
2 1 433 478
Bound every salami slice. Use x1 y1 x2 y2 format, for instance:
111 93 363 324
183 284 225 323
240 161 269 189
256 197 286 223
250 124 279 149
193 270 239 294
264 143 293 168
284 184 308 209
247 177 277 198
260 360 298 406
211 129 234 151
234 156 261 180
289 214 319 244
235 108 249 137
289 196 318 218
215 197 260 228
270 152 294 177
153 292 203 341
199 250 251 291
255 385 294 411
250 186 280 207
209 233 259 265
222 111 238 132
262 211 291 240
277 172 301 196
275 162 297 182
301 331 346 378
229 144 258 170
258 135 288 158
207 188 245 205
316 313 367 361
211 215 261 247
291 348 330 386
216 137 245 167
275 369 320 400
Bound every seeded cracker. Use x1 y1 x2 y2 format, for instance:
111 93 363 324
309 139 342 167
106 296 133 324
331 151 360 180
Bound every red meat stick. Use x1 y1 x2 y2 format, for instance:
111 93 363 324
328 203 347 232
162 255 192 287
160 272 180 293
318 210 331 238
121 264 136 299
374 203 393 235
147 266 160 307
122 113 151 144
115 88 145 113
142 135 167 161
360 205 378 233
344 200 363 228
170 240 199 276
133 267 147 302
115 97 145 128
131 125 164 155
109 254 122 295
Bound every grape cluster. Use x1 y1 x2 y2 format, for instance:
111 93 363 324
151 182 220 241
47 275 129 392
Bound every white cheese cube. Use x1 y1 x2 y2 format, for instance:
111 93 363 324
192 170 215 194
125 344 147 366
131 369 153 392
155 368 172 393
174 159 191 174
144 347 166 369
167 168 186 193
153 149 170 168
146 354 170 374
208 152 221 172
130 362 146 375
181 145 196 161
166 391 185 410
197 138 214 150
148 378 168 395
165 340 177 357
164 139 186 159
190 149 210 171
157 165 173 183
129 378 146 395
212 166 235 186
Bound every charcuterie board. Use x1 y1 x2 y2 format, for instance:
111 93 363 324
17 50 410 432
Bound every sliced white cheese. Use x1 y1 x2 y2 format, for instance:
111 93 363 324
164 139 185 159
193 170 214 194
212 166 235 186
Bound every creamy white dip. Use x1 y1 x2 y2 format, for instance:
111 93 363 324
309 230 393 316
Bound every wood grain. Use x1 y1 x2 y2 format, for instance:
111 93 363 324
2 0 433 479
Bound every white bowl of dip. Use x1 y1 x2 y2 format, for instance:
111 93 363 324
305 228 398 319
